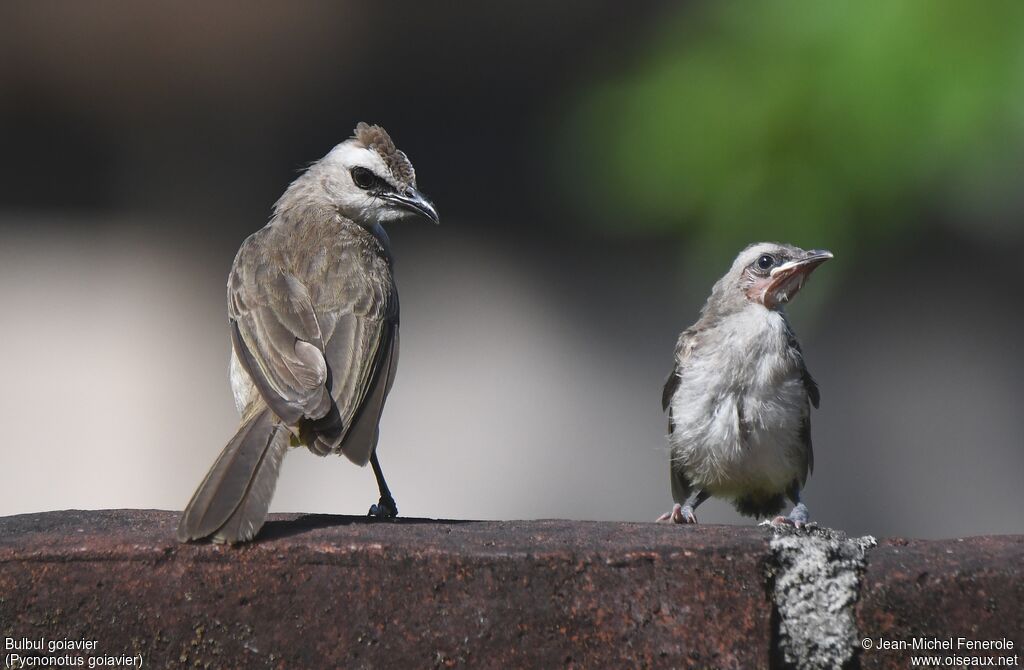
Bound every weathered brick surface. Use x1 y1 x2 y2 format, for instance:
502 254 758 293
4 511 1022 670
0 510 774 669
855 536 1024 670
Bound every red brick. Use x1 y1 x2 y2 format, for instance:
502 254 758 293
0 510 774 669
856 536 1024 670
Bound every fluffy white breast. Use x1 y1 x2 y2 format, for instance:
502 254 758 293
669 306 806 495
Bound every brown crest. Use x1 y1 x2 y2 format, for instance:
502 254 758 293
353 122 417 189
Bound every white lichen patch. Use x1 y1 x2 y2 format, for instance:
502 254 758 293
766 526 876 670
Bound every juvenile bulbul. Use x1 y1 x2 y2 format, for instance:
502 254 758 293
658 243 832 528
178 123 438 544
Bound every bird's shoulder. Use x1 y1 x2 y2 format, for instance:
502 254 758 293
782 319 820 409
308 220 396 320
662 323 704 412
226 227 273 318
674 324 704 363
228 213 395 321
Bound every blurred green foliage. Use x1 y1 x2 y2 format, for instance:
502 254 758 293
565 1 1024 260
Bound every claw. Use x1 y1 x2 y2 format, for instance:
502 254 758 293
368 494 398 519
656 504 680 522
770 503 812 529
656 503 697 524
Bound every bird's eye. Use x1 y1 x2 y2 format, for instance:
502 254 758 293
351 167 377 190
756 254 775 271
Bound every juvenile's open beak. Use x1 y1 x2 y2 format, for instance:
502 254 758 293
770 250 833 279
765 249 833 305
385 188 439 224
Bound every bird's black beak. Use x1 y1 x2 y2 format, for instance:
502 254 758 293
770 249 834 279
384 188 439 224
803 249 834 264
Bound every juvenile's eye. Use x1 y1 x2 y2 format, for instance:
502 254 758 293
756 254 775 271
351 167 377 190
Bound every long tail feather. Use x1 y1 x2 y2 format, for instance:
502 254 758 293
177 409 288 543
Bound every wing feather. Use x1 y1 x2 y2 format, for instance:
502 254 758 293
663 327 700 431
229 258 332 424
228 219 398 461
335 325 399 465
785 325 817 481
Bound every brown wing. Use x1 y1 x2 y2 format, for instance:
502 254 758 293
313 305 397 464
227 213 401 467
329 321 399 465
229 257 332 426
785 325 817 481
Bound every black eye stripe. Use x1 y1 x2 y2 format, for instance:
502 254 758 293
350 167 380 190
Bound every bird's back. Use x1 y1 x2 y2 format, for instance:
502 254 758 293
226 209 398 453
231 209 396 318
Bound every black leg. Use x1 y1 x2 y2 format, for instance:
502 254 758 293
367 451 398 518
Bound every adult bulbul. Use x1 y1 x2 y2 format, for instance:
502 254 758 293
178 123 438 544
659 243 832 528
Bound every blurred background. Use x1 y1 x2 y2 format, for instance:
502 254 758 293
2 1 1022 540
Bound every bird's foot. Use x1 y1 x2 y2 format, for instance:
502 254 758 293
656 503 697 524
368 494 398 519
655 504 680 523
768 503 811 529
